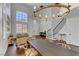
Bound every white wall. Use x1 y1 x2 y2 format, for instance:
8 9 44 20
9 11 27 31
39 20 52 32
56 6 79 46
58 17 79 46
0 3 11 55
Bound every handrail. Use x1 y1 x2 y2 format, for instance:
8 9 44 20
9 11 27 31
46 25 53 32
47 18 65 32
53 18 66 35
53 18 65 31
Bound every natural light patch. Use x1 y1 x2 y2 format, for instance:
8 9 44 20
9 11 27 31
16 11 28 22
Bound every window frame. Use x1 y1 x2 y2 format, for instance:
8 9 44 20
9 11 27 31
16 11 28 34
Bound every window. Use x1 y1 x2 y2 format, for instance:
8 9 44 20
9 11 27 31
16 11 28 34
16 11 28 22
16 23 22 34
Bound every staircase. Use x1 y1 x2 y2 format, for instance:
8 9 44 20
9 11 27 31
46 18 66 39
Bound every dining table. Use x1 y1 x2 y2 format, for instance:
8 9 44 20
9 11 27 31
27 39 79 56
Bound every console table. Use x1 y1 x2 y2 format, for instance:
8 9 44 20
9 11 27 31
39 32 46 37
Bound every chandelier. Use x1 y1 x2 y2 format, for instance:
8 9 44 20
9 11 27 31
33 3 71 19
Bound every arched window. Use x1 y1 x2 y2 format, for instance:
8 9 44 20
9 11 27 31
16 11 28 34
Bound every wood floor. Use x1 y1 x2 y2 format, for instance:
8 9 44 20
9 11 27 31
5 44 20 56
